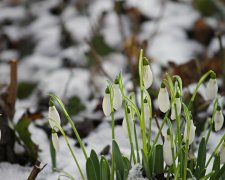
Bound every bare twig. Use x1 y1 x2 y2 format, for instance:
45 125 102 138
85 38 113 81
27 160 47 180
6 60 17 119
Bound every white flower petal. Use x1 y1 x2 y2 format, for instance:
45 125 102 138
163 135 173 166
206 78 218 100
214 110 224 132
158 88 170 113
48 106 61 131
143 65 153 89
52 133 60 152
143 102 150 125
113 84 122 110
220 143 225 163
170 98 181 120
122 114 133 138
184 120 196 145
102 93 111 116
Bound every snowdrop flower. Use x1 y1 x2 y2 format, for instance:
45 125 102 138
214 106 224 132
143 98 150 125
48 103 61 131
158 83 170 113
122 108 133 138
183 119 196 145
52 131 60 152
143 57 153 89
220 141 225 163
170 94 182 120
102 87 111 116
163 130 173 166
112 82 122 111
206 72 218 100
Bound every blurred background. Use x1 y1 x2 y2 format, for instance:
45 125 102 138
0 0 224 179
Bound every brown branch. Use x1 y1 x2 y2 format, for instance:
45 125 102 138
5 59 17 120
85 38 113 81
27 160 47 180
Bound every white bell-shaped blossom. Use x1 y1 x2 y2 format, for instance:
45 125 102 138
113 84 122 110
170 97 182 120
143 100 150 125
158 83 170 113
143 64 153 89
122 111 133 138
102 87 111 116
214 106 224 132
220 142 225 163
206 73 218 100
184 120 196 145
52 132 60 152
163 134 173 166
48 105 61 131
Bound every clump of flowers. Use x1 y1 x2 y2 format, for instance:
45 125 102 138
47 50 225 180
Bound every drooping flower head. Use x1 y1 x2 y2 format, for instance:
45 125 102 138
170 93 182 120
52 129 60 152
183 118 196 145
113 77 122 111
158 83 170 113
143 57 153 89
214 105 224 132
102 86 111 116
206 72 218 100
163 129 173 166
48 101 61 131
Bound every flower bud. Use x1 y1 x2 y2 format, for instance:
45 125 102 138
158 83 170 113
143 99 150 125
220 142 225 163
183 120 196 145
170 96 181 120
143 58 153 89
122 109 133 138
112 83 122 111
163 133 173 166
206 73 218 100
214 106 224 132
48 104 61 131
102 87 111 116
52 131 60 152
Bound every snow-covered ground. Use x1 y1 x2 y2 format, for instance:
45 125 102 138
0 0 224 179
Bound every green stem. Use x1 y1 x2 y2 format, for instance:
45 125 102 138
205 134 225 168
50 94 88 159
133 121 140 163
206 99 218 144
188 70 214 109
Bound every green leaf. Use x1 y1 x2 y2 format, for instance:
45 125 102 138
153 144 164 176
195 137 206 178
210 154 220 180
17 82 37 99
122 156 131 179
100 156 110 180
215 162 225 179
91 34 113 56
90 150 100 179
112 140 124 180
141 149 151 178
86 158 98 180
66 96 85 116
15 114 38 163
